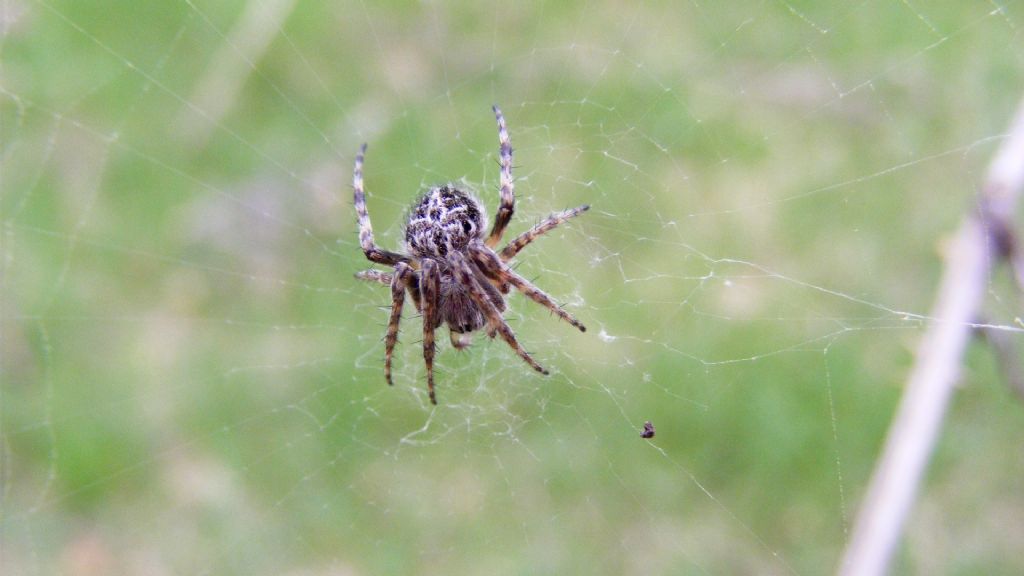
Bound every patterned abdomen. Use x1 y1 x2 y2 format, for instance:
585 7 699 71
404 185 486 258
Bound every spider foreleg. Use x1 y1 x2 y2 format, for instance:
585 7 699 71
384 262 414 387
420 259 441 404
471 244 586 332
450 252 549 375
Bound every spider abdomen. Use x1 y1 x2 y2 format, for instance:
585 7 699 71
404 185 486 258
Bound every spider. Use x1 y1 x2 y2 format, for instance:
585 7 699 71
353 105 589 404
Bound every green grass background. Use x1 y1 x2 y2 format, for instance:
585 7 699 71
4 1 1024 574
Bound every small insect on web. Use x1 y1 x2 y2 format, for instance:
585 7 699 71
353 106 590 404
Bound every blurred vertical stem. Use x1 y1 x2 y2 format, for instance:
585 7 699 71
837 95 1024 576
178 0 298 145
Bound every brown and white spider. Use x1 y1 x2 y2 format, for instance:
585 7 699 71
353 105 589 404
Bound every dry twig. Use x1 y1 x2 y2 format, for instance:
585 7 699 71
837 95 1024 576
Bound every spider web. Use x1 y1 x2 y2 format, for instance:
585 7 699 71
3 1 1024 574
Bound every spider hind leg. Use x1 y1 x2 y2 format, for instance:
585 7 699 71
353 144 410 266
486 105 515 248
499 204 590 261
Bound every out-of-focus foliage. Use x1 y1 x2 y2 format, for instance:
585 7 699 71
3 1 1023 574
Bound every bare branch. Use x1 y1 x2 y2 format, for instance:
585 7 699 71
837 95 1024 576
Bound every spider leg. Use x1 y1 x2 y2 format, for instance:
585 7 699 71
357 268 421 311
450 252 549 376
384 262 414 387
355 269 393 286
499 205 590 261
353 143 410 266
419 259 441 404
471 244 586 332
485 106 515 248
407 273 423 313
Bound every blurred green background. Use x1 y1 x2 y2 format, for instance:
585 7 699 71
3 1 1024 574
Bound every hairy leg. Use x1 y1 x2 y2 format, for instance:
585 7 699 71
419 259 440 404
353 143 410 266
486 106 515 248
384 262 414 386
472 244 586 332
355 269 392 285
449 252 549 375
499 205 590 261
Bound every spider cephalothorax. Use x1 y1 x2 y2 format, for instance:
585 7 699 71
353 106 589 404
